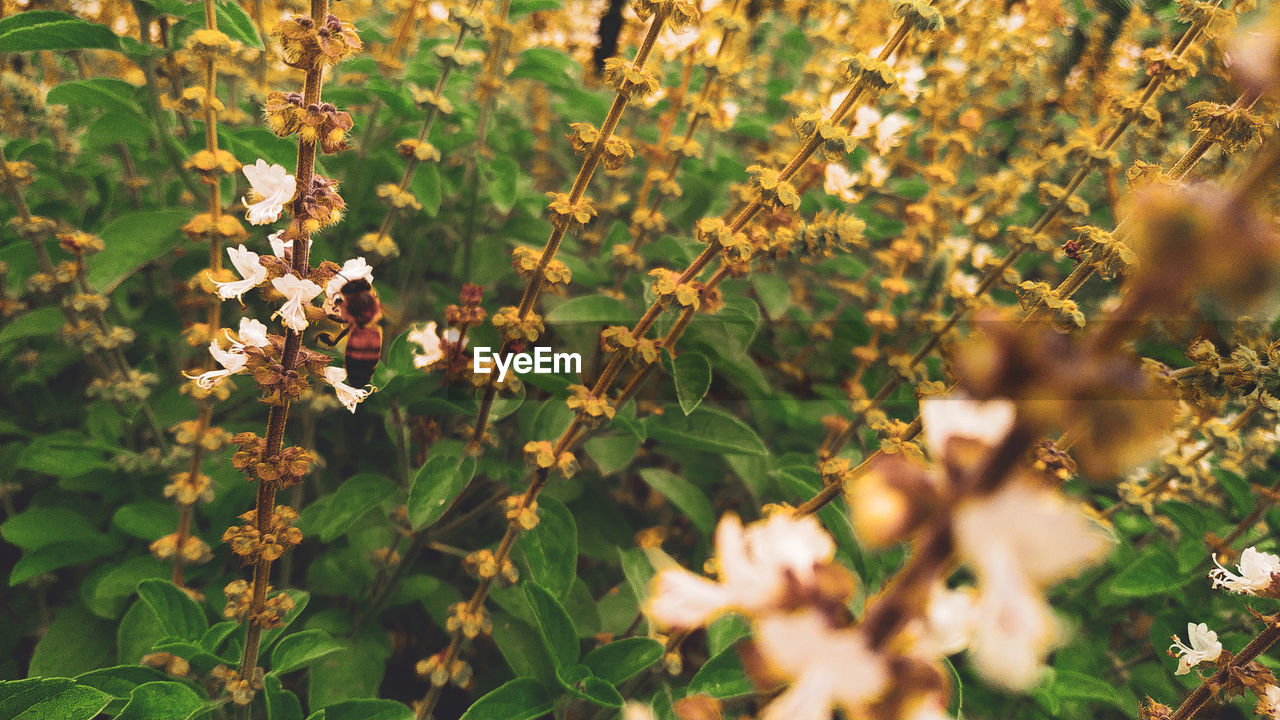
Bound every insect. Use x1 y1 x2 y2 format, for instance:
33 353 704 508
318 275 382 388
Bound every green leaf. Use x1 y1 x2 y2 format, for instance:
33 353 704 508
47 78 146 120
82 556 168 619
582 637 663 685
411 162 442 218
16 433 113 479
259 589 311 652
491 612 558 687
212 0 263 48
264 674 304 720
557 665 623 708
458 678 555 720
111 502 179 541
114 682 204 720
309 474 398 542
75 666 179 699
10 537 123 586
483 156 520 214
524 582 580 669
508 48 578 90
514 496 578 599
1047 669 1128 712
545 295 635 325
305 698 414 720
29 605 114 677
1107 546 1185 597
1 507 98 550
137 579 209 640
0 11 122 51
306 633 387 709
407 456 476 530
87 210 194 293
0 678 110 720
118 600 165 664
271 629 344 675
670 352 712 415
646 406 768 456
0 306 62 345
638 468 715 536
688 646 753 699
510 0 561 16
584 432 641 475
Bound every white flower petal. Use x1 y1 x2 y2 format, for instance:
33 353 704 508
271 275 322 332
211 245 267 301
242 159 296 226
920 393 1016 460
323 365 372 412
408 322 445 369
237 317 270 348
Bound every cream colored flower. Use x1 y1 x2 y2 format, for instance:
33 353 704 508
323 366 372 412
184 339 248 389
1169 622 1222 676
234 317 270 348
874 113 912 155
823 163 860 203
647 513 835 630
952 479 1114 689
326 257 375 300
408 321 445 369
753 610 888 720
1210 546 1280 595
920 394 1016 461
268 230 312 261
242 159 296 226
210 244 267 302
270 274 321 332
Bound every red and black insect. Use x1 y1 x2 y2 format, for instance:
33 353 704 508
318 276 382 388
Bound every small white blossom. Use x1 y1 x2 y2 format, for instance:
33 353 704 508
874 113 912 155
753 610 888 720
622 703 656 720
211 245 267 302
184 339 248 389
323 366 373 413
913 584 977 658
268 230 312 261
920 394 1016 461
408 322 444 369
647 513 835 630
242 159 296 226
849 105 882 138
864 155 891 187
326 257 375 301
1169 622 1222 676
235 317 270 349
1259 684 1280 719
823 163 860 203
1210 546 1280 595
900 62 926 101
953 479 1114 689
271 274 322 332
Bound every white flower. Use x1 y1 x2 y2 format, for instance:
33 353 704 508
864 155 891 187
442 327 464 345
622 703 656 720
408 321 445 369
242 159 296 226
1210 546 1280 595
823 163 860 203
920 394 1016 461
323 366 372 413
268 230 312 261
1259 684 1280 719
235 317 270 348
913 584 977 658
1169 622 1222 676
900 62 926 101
720 100 740 126
849 105 882 138
270 274 322 332
874 113 912 155
326 257 375 301
210 245 267 302
753 611 888 720
647 513 835 630
184 339 248 389
952 479 1114 689
658 24 701 59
